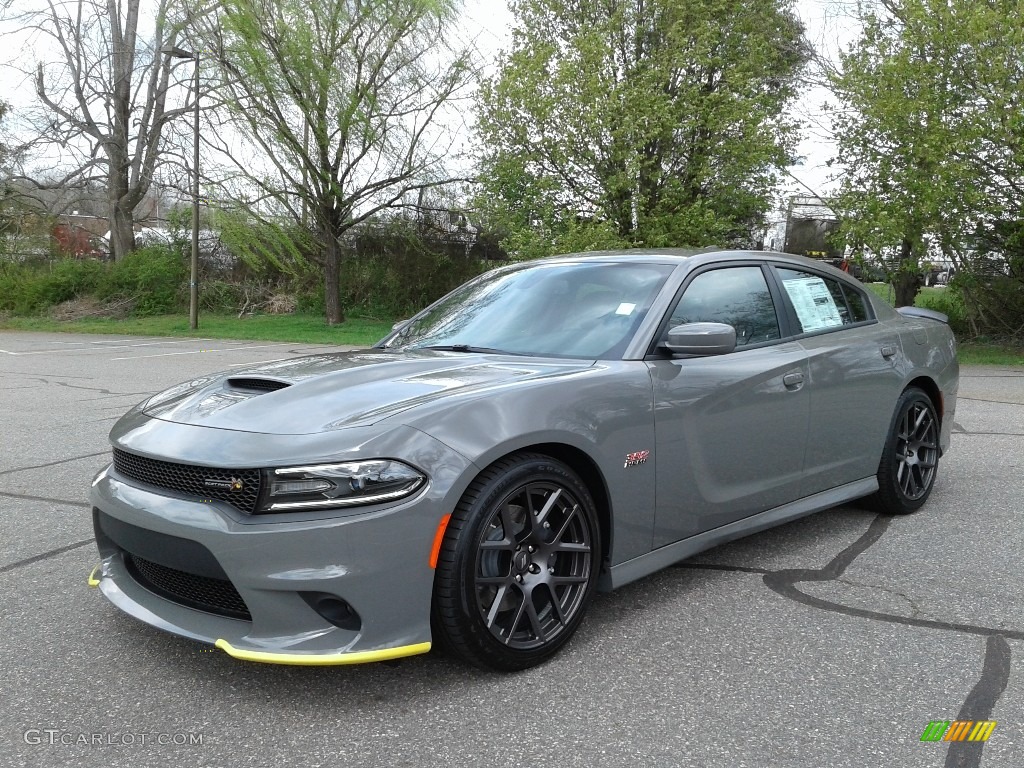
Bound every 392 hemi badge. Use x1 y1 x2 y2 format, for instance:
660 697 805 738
624 450 649 468
203 477 245 492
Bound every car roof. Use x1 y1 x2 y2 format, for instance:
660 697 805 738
534 248 859 280
536 248 708 266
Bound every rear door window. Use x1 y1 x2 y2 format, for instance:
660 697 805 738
776 268 871 334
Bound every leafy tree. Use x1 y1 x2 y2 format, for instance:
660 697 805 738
198 0 476 324
828 0 1024 317
477 0 810 258
0 100 12 253
3 0 194 259
0 99 9 198
0 100 40 258
0 99 7 163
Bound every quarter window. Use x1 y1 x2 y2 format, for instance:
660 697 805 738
668 267 781 347
843 284 869 322
776 268 869 333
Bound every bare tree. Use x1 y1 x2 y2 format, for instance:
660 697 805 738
198 0 477 324
3 0 195 259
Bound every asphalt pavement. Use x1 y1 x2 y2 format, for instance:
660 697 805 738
1 331 1021 768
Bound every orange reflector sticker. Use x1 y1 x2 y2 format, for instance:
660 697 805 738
429 514 452 569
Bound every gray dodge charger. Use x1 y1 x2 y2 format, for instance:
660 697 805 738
89 249 959 670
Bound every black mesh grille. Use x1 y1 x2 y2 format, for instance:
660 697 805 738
112 449 261 514
127 554 251 620
226 377 291 392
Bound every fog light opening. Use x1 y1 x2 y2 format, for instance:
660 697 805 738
300 592 362 632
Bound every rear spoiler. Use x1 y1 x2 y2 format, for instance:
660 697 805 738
896 306 949 324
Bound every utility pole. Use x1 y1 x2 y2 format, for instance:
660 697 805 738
161 44 201 330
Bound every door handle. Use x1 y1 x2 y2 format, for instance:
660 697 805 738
881 344 897 358
783 372 804 388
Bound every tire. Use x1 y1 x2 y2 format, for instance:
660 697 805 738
867 387 940 515
431 453 601 671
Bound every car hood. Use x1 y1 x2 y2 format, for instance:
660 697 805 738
141 349 596 434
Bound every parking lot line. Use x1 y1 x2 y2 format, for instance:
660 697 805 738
44 338 166 345
3 339 222 356
226 356 295 367
2 346 134 355
105 338 215 348
110 343 287 361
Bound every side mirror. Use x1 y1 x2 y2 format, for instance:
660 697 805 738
660 322 736 356
391 319 408 332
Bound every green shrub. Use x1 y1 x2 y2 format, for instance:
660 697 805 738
97 247 186 315
915 286 969 336
199 279 245 313
295 287 326 315
1 225 488 321
338 244 486 318
0 262 30 313
0 258 105 314
954 273 1024 340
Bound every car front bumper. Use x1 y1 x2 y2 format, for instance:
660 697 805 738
88 422 473 664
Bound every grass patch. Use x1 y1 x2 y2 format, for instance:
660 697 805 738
957 342 1024 366
864 283 949 305
0 313 395 346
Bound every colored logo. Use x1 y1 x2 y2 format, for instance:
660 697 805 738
203 477 245 492
920 720 996 743
624 450 650 468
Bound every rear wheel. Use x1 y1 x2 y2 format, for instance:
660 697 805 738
868 387 940 514
432 453 600 671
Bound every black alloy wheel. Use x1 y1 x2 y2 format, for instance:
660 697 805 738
869 387 940 514
432 453 601 671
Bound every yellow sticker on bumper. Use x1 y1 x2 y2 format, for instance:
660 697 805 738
214 638 431 666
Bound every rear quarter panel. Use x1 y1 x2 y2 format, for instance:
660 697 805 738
871 297 959 453
897 317 959 453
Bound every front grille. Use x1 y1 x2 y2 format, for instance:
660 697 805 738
126 554 251 620
112 449 261 514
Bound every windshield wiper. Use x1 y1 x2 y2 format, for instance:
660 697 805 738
417 344 519 355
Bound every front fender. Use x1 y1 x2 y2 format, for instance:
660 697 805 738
401 362 657 565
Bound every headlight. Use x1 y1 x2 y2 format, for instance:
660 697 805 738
260 460 425 512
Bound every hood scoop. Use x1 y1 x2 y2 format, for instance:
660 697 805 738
226 377 292 393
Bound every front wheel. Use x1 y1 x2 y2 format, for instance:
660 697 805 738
867 387 940 514
431 453 601 671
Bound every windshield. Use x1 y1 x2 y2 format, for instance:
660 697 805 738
386 261 674 359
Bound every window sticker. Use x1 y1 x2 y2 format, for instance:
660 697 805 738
615 302 636 316
783 276 843 331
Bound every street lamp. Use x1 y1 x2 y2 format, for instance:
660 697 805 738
161 44 200 330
